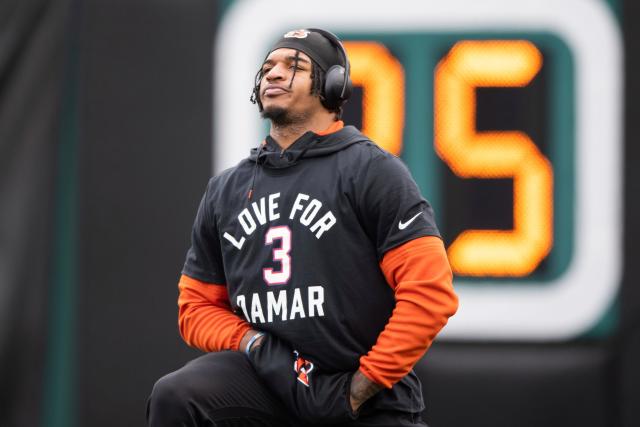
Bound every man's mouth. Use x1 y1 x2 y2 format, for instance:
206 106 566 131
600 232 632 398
263 86 290 97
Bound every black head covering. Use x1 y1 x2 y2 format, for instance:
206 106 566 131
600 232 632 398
266 29 343 70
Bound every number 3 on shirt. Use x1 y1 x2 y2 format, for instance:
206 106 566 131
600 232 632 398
263 226 292 285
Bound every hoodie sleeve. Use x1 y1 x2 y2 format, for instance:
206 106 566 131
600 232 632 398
182 179 227 284
358 236 458 388
357 150 440 259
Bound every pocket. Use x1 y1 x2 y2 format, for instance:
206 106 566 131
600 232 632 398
294 370 359 424
248 335 358 424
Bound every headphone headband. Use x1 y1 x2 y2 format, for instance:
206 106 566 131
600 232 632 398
306 28 351 101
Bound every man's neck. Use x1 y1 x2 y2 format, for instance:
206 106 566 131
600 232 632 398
270 113 336 151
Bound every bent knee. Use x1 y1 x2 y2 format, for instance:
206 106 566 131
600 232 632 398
150 353 248 408
149 371 189 410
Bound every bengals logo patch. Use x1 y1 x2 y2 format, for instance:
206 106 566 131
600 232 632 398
293 350 314 387
284 29 310 39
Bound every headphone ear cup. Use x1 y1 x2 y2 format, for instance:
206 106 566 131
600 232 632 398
323 65 351 109
342 72 353 101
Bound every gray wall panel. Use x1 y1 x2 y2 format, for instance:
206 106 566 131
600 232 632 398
77 1 216 425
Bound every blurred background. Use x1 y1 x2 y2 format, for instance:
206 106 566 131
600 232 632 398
0 0 638 426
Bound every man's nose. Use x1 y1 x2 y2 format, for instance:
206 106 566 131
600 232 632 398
265 64 287 81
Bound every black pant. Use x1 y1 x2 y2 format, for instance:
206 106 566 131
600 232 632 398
146 351 427 427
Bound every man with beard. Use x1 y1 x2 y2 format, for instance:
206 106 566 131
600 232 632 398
147 28 458 427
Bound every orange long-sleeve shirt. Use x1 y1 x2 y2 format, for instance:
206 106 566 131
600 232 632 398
177 235 457 387
358 236 457 387
178 276 251 351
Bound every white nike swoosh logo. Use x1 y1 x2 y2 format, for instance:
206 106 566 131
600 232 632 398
398 211 422 230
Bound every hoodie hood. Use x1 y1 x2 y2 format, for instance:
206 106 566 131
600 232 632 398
249 125 369 169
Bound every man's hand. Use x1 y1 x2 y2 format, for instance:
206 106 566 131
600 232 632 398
239 329 264 353
349 370 383 412
247 333 359 423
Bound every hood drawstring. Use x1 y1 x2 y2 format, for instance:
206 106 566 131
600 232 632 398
246 125 362 192
248 141 266 200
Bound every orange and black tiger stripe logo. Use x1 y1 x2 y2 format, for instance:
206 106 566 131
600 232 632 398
293 350 314 387
284 29 309 39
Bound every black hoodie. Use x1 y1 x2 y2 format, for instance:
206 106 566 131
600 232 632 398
183 125 440 414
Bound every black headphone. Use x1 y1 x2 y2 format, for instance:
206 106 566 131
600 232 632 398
306 28 353 110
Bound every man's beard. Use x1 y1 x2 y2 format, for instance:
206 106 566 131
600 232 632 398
261 106 310 127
